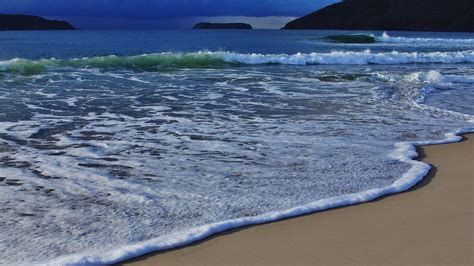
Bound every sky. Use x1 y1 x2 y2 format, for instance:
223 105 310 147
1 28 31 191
0 0 339 29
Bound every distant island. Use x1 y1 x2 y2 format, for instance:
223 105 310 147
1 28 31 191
283 0 474 32
193 22 253 30
0 14 75 31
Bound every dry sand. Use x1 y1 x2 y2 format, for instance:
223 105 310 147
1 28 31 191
123 134 473 265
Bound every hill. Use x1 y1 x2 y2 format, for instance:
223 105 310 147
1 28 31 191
0 14 75 31
283 0 474 32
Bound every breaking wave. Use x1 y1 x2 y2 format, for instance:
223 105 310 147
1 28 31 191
321 32 474 45
406 70 474 85
376 32 474 45
2 49 474 75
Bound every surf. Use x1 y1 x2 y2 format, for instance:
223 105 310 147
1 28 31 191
2 50 474 75
322 32 474 45
377 32 474 44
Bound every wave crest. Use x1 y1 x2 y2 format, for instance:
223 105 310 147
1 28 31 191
1 50 474 75
377 32 474 45
321 32 474 45
0 53 229 75
406 70 474 85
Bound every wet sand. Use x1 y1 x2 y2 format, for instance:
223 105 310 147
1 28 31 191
123 134 473 265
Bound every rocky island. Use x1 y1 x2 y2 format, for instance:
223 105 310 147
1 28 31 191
283 0 474 32
0 14 75 31
193 22 253 30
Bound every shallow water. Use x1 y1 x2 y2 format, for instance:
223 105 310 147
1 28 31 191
0 30 473 265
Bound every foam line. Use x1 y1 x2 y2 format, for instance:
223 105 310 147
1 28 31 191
377 32 474 45
43 127 474 266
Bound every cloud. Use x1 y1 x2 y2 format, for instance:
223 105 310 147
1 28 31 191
0 0 339 18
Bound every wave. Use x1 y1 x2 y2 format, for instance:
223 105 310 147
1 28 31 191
376 32 474 45
373 70 474 120
376 70 474 86
405 70 474 120
2 50 474 75
322 32 474 45
0 53 229 75
325 34 376 43
406 70 474 85
43 127 474 266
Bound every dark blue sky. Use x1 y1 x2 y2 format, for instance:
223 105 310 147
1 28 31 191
0 0 339 29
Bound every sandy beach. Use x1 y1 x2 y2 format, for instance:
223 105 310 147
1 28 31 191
124 134 473 265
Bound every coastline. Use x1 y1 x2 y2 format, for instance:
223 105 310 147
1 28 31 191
123 134 473 265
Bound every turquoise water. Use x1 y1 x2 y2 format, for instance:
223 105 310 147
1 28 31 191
0 30 473 264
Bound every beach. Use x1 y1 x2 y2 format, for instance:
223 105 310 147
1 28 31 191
124 134 473 265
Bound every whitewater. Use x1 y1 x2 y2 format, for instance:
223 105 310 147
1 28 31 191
2 49 474 75
0 30 473 265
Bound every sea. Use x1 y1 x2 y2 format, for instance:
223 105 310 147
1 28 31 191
0 30 473 265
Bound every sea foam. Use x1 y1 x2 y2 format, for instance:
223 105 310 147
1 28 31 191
377 32 474 45
406 70 474 85
43 127 474 266
2 30 474 266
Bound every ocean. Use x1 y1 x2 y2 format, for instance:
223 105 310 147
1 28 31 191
0 30 473 265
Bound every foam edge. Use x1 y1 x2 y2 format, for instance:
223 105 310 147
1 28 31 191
43 127 474 266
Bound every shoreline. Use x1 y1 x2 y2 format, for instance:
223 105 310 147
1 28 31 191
122 133 473 265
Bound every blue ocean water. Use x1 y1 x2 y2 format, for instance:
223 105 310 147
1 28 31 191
0 30 473 265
